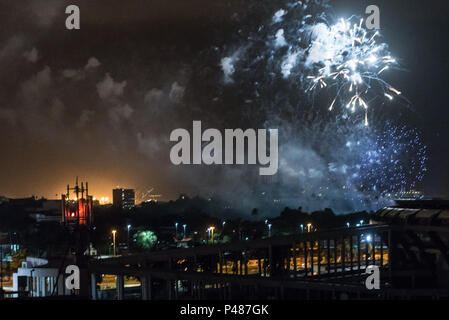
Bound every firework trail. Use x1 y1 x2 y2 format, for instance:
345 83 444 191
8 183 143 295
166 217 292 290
221 0 404 125
210 0 427 213
305 16 403 125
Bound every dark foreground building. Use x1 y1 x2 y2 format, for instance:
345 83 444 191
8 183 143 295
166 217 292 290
4 199 449 300
82 199 449 300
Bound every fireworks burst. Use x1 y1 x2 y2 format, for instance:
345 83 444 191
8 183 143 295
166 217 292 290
306 17 403 125
276 120 428 212
342 124 427 194
215 0 427 212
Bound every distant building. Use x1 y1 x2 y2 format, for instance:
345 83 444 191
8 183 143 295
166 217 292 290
0 233 20 262
0 196 8 205
113 188 135 210
3 198 62 223
31 199 62 223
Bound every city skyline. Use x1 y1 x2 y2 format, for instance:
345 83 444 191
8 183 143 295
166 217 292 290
0 0 448 304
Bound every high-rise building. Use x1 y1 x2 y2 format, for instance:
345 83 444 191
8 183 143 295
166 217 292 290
113 188 135 210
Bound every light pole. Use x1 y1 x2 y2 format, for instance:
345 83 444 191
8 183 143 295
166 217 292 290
210 226 215 244
183 224 187 239
175 222 179 237
112 230 117 256
127 224 131 243
307 223 312 233
268 224 272 238
300 224 304 233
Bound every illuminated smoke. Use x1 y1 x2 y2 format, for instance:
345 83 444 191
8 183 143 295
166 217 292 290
214 0 427 213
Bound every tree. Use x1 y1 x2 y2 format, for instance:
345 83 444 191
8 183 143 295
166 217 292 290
133 230 157 250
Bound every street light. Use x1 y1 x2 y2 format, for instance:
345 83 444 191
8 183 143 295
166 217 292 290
360 220 364 226
209 226 215 244
112 230 117 256
268 223 272 238
346 222 350 228
175 222 179 237
183 224 187 239
300 224 304 233
307 223 312 233
127 224 131 243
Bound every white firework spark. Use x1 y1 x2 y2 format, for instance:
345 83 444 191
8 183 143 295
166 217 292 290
306 17 402 125
215 1 427 212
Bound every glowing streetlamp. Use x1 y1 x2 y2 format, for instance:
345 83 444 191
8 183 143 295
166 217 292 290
112 230 117 256
127 224 131 244
300 224 304 233
307 223 312 233
268 223 272 238
175 222 179 237
209 226 215 244
183 224 187 239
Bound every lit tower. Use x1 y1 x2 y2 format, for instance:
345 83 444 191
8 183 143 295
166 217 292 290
61 177 93 226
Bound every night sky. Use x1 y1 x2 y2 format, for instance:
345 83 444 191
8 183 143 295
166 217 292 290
0 0 447 205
